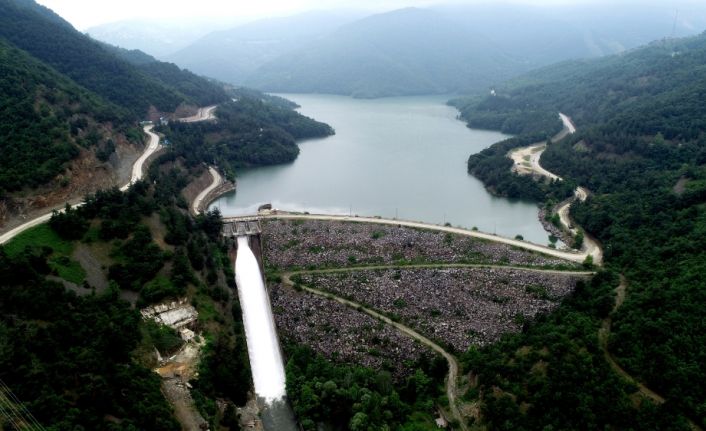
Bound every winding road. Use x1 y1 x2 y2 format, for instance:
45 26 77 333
0 125 160 245
598 278 704 431
120 125 161 191
2 102 223 246
509 114 603 264
192 167 223 215
282 263 592 430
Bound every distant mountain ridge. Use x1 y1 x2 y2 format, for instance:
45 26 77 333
160 3 706 98
0 0 228 117
166 11 361 85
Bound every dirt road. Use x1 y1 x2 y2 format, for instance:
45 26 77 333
281 272 468 431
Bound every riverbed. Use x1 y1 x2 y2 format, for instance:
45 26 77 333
211 94 550 244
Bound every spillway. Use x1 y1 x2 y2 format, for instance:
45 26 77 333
234 236 298 429
234 236 287 402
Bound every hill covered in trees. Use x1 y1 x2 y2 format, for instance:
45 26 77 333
244 8 524 98
454 31 706 429
162 3 706 99
1 158 251 429
0 0 228 117
0 0 229 197
0 38 134 193
156 89 334 178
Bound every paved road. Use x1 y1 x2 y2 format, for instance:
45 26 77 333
1 105 222 246
281 272 468 431
120 125 160 191
508 114 603 265
1 125 159 245
192 167 222 215
179 105 217 123
228 213 593 264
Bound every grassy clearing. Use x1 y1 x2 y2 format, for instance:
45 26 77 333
4 224 85 284
4 224 72 256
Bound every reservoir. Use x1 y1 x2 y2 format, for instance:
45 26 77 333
211 94 549 244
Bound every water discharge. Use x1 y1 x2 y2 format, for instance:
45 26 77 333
234 236 286 402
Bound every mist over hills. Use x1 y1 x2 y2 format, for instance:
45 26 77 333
166 11 362 85
116 2 706 98
86 18 241 59
0 0 229 117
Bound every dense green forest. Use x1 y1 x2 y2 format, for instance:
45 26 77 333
0 0 231 194
453 32 706 429
0 0 228 117
105 44 229 107
0 38 132 192
1 163 251 429
157 91 334 177
285 343 447 430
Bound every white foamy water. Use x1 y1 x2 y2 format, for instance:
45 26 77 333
234 236 287 402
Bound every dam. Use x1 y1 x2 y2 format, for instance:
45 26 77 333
229 221 297 430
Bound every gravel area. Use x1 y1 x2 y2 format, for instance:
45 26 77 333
270 283 430 380
297 267 583 353
262 220 577 270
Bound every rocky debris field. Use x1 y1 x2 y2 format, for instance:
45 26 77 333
270 283 431 380
262 220 576 270
296 268 583 353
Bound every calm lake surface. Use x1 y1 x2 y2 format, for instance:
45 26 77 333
211 94 549 244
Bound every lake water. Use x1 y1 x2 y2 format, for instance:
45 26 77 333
211 94 549 244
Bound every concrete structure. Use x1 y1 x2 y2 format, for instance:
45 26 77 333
222 219 262 238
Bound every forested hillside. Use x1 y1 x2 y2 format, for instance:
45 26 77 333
455 31 706 429
157 90 334 178
245 8 523 98
105 44 228 107
0 0 229 197
0 38 133 193
0 0 228 117
0 163 250 430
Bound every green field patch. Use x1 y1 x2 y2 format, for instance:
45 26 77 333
4 224 85 284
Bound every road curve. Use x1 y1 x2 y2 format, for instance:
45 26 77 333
508 114 602 265
1 125 160 245
281 273 468 431
192 167 222 215
120 125 161 191
226 213 593 264
179 106 217 123
1 103 221 246
598 277 704 431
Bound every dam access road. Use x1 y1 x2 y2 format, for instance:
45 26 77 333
225 212 600 265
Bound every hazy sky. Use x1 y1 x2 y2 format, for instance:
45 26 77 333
36 0 589 30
